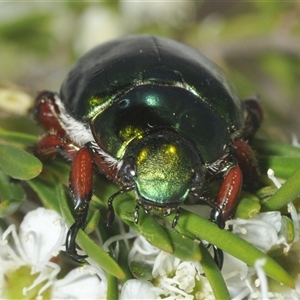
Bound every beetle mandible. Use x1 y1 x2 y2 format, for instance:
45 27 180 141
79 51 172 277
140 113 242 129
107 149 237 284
34 35 262 262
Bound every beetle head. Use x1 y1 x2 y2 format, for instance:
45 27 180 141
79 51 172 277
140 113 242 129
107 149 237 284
120 132 204 207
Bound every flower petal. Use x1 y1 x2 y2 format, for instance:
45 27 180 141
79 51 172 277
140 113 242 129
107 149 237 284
230 212 283 252
53 266 106 299
19 208 66 263
120 279 156 300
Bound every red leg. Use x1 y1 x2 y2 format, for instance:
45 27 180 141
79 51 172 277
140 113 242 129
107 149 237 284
211 165 243 228
66 145 94 261
34 92 122 260
241 97 263 141
35 91 67 136
35 134 78 160
93 154 121 184
234 140 260 190
69 146 93 211
35 91 79 161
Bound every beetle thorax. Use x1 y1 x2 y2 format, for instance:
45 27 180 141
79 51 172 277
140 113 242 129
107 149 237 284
120 132 203 206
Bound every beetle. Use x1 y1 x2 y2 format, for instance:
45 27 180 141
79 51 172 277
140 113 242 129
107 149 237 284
34 35 262 262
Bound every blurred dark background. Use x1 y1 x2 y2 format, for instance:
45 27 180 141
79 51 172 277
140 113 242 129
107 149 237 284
1 2 300 141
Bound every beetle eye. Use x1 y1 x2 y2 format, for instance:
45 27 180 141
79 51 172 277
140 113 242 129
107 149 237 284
118 98 130 109
120 157 136 183
191 164 203 186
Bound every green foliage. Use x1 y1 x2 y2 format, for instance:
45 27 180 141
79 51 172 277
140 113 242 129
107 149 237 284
1 111 300 297
0 13 54 54
1 2 300 135
1 3 300 298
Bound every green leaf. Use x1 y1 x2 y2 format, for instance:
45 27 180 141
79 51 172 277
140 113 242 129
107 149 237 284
280 216 295 244
0 126 38 145
115 196 201 261
27 176 61 212
107 273 119 300
258 155 300 179
199 243 230 300
164 227 202 261
254 138 300 157
42 161 70 186
0 13 54 54
130 261 153 280
77 229 126 279
235 196 261 219
84 209 100 235
261 166 300 212
114 196 173 254
174 210 295 288
0 169 25 201
0 170 26 217
58 181 126 279
0 199 24 218
0 143 42 180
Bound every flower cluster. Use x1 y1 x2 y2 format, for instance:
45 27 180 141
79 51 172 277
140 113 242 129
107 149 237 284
120 207 300 300
120 169 300 299
122 236 212 300
0 208 106 300
1 169 300 299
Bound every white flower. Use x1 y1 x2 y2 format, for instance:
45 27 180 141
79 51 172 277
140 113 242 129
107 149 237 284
221 252 251 299
7 166 297 299
292 134 300 148
120 1 195 29
125 193 300 299
128 235 161 266
152 252 210 300
228 212 286 253
0 207 65 299
52 265 107 300
120 279 156 300
224 212 290 299
223 169 300 300
0 207 106 299
73 6 123 55
127 236 211 299
0 86 33 115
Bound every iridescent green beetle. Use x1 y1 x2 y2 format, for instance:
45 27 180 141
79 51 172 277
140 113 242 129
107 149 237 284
34 35 262 261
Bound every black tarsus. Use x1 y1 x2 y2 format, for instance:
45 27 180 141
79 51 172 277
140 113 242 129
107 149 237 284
106 185 134 227
65 206 89 262
212 244 224 270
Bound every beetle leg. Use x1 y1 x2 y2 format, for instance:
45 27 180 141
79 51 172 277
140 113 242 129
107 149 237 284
106 191 119 227
242 97 263 140
233 97 263 141
234 139 260 190
93 152 122 184
171 209 180 228
134 204 140 224
212 245 224 270
210 165 243 229
66 213 88 262
35 134 78 161
206 244 224 270
35 91 67 136
66 145 93 261
200 244 223 276
34 91 79 161
106 186 135 227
